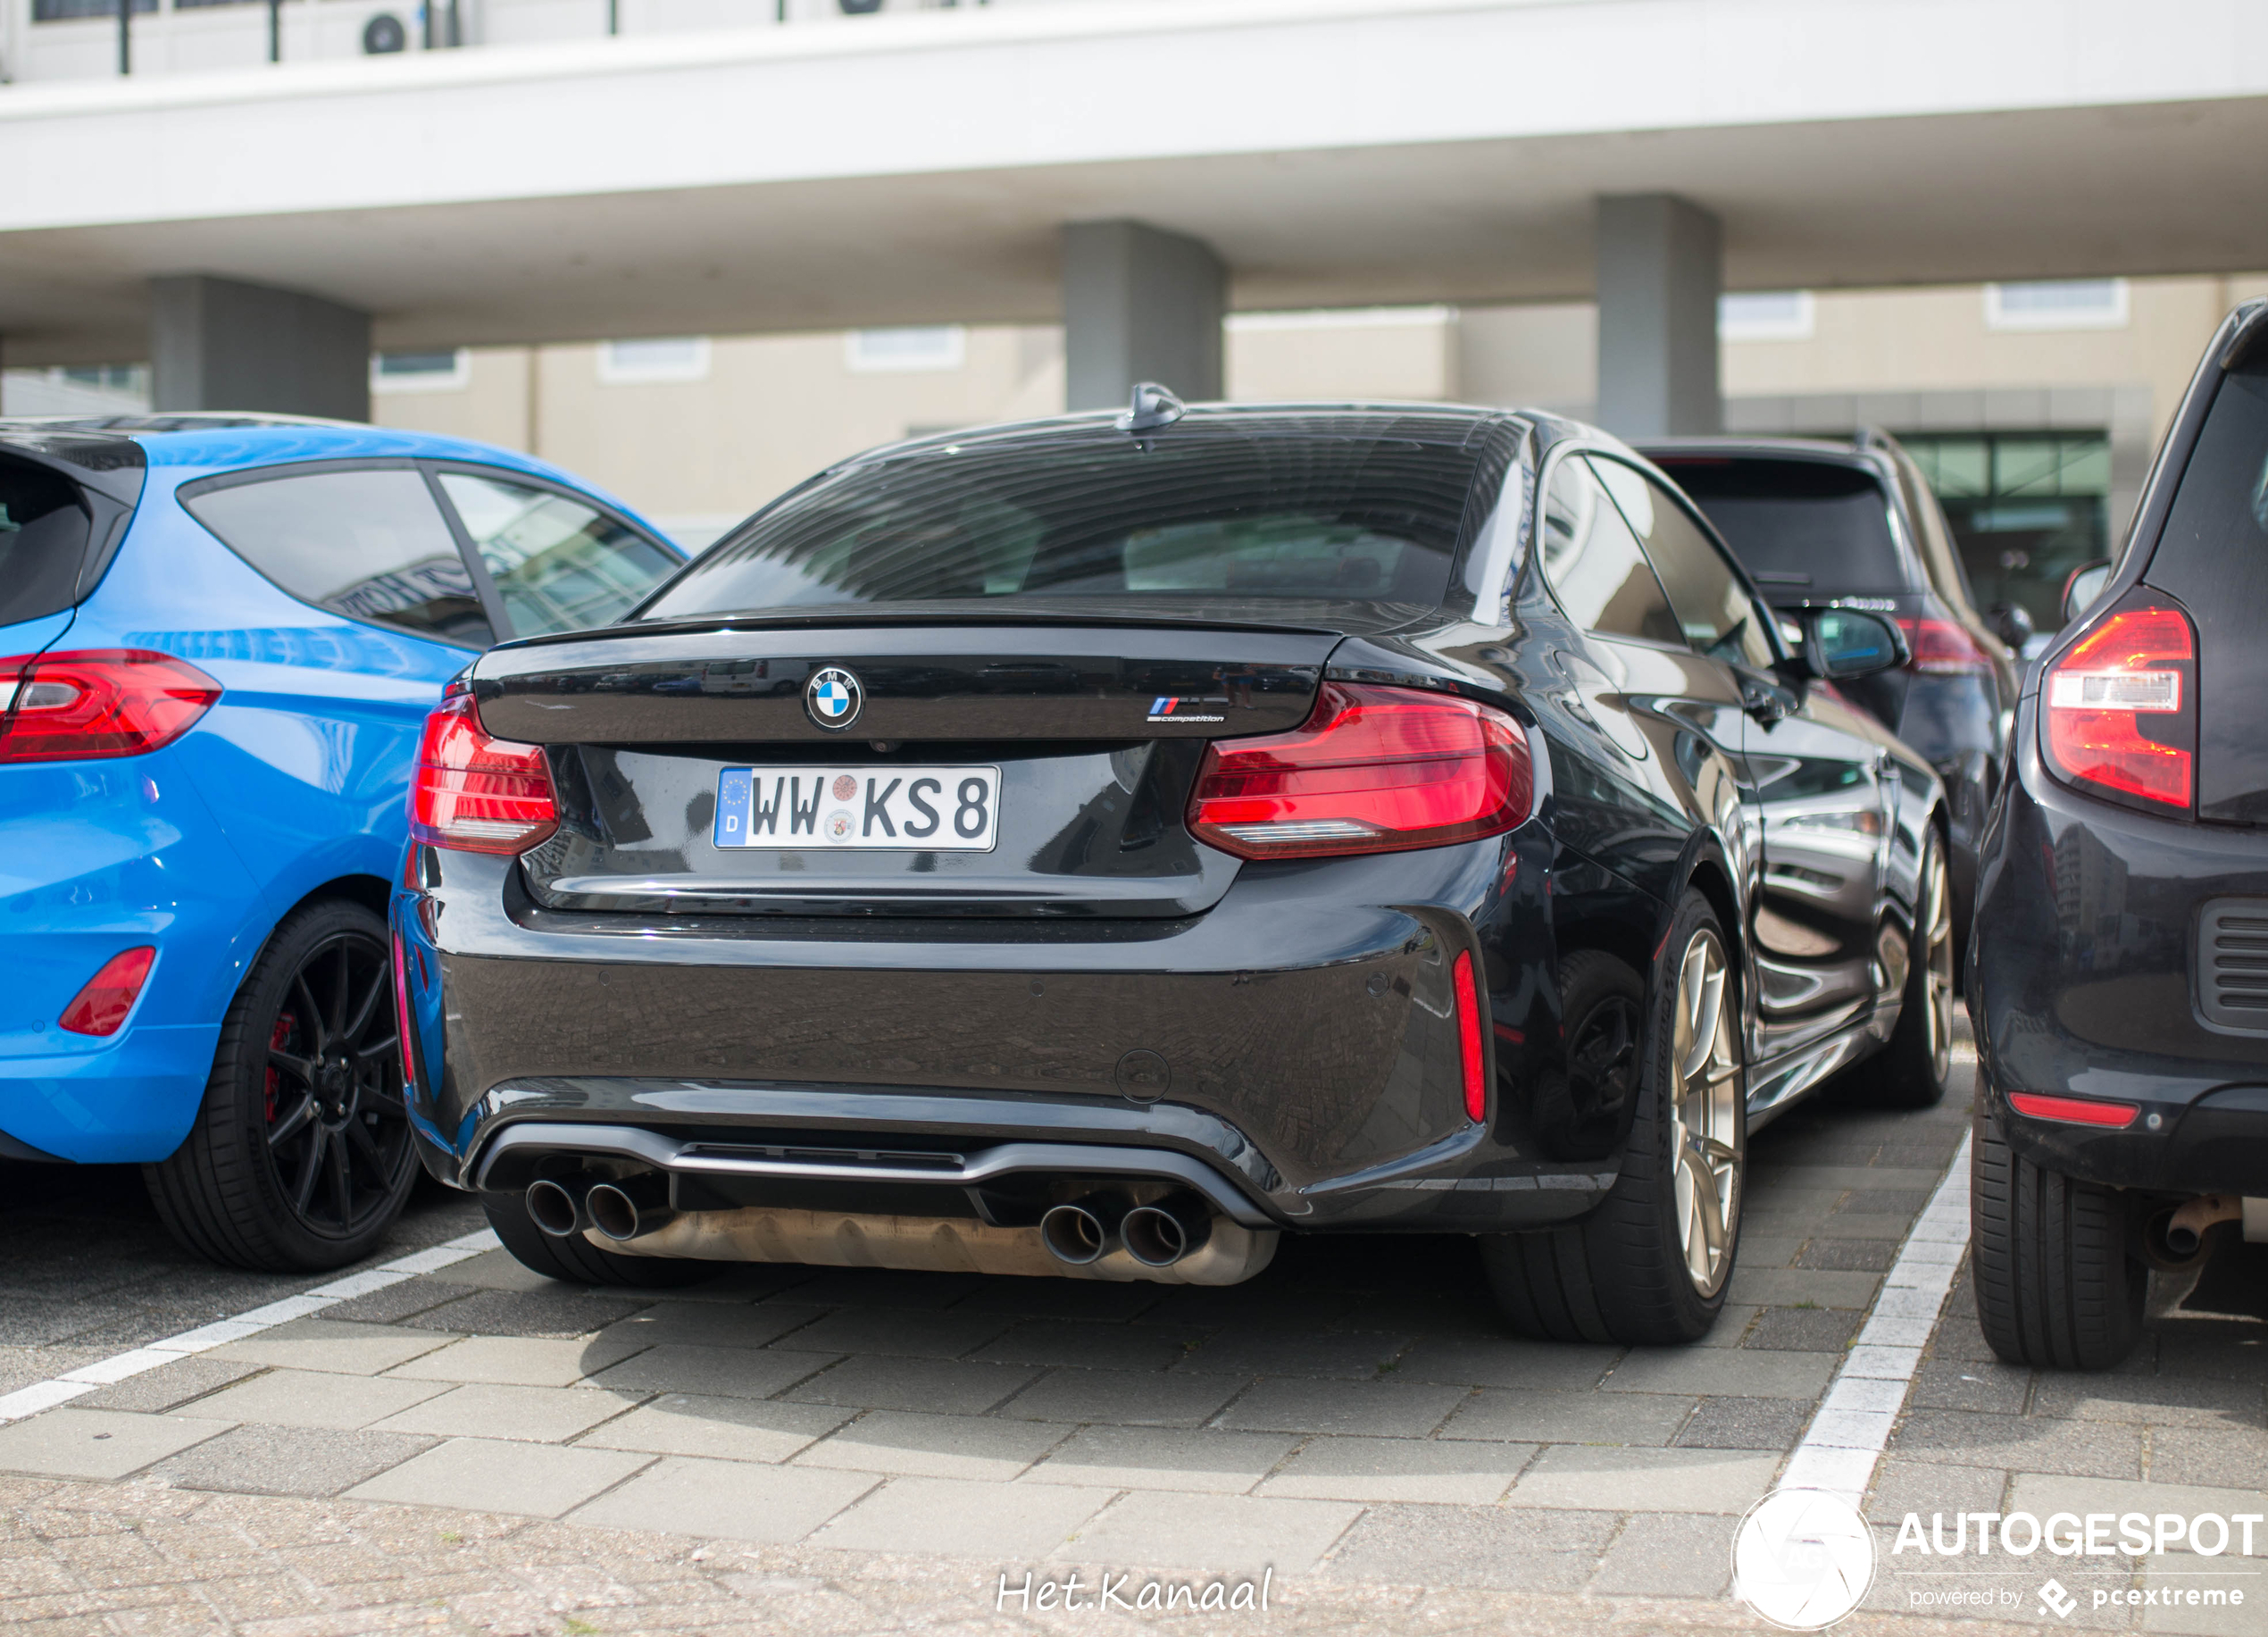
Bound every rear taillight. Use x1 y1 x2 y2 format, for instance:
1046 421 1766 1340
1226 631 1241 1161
1895 618 1993 676
2008 1091 2140 1129
409 695 559 854
59 947 157 1036
2039 594 2196 813
0 650 221 763
1187 682 1532 860
1453 950 1487 1122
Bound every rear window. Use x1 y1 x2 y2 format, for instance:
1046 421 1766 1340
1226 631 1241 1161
184 467 494 648
2146 363 2268 823
643 421 1490 619
0 458 93 630
1660 458 1906 597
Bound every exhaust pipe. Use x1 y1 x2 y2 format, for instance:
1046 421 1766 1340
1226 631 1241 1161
525 1176 588 1238
587 1173 674 1243
1039 1195 1126 1266
1121 1193 1213 1268
2163 1194 2243 1259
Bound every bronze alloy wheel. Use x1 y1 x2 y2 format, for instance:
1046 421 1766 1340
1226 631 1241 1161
1671 925 1742 1299
258 928 411 1237
1918 838 1955 1089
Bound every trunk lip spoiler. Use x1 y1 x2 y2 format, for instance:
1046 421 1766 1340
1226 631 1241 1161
482 601 1432 656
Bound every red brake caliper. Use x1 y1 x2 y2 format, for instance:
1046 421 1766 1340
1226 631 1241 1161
265 1013 295 1123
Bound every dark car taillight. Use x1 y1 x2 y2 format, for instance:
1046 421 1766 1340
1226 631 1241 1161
0 650 221 763
2039 593 2197 813
409 694 559 854
1895 618 1994 676
1187 682 1533 860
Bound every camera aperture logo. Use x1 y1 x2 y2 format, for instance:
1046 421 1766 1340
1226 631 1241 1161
1733 1488 1878 1630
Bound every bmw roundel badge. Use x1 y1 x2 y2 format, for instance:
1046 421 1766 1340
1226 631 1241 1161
804 665 863 731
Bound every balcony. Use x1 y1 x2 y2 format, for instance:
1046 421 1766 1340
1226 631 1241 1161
1 0 1021 86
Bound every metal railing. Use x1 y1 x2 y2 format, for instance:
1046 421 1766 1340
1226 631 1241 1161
1 0 1008 87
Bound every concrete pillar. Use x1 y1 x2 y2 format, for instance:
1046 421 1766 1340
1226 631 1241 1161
150 275 371 422
1061 220 1224 412
1594 194 1722 438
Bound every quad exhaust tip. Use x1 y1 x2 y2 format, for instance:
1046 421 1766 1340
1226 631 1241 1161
1039 1196 1126 1265
587 1173 673 1242
525 1177 586 1238
1122 1194 1213 1268
1042 1191 1215 1269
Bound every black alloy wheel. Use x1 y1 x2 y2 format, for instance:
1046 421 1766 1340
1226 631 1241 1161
147 899 419 1271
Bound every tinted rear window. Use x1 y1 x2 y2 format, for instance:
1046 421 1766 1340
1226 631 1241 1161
184 467 495 648
1660 458 1905 597
0 458 93 630
2146 363 2268 823
644 420 1489 619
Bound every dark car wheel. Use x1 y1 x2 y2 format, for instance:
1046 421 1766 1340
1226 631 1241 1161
1971 1109 2144 1370
1482 889 1747 1345
1847 824 1955 1108
146 899 417 1271
480 1190 719 1288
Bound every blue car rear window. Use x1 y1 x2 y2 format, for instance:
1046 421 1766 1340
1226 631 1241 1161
0 457 94 631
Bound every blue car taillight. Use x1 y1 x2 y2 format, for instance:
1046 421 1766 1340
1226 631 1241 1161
0 650 221 762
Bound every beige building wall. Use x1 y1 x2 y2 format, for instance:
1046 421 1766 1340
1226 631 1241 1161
368 274 2268 546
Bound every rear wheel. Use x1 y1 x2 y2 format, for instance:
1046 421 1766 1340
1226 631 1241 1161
1482 890 1747 1345
1847 825 1954 1108
479 1190 717 1288
146 899 416 1271
1971 1108 2144 1369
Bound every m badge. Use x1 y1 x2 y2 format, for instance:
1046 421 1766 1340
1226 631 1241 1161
805 666 863 731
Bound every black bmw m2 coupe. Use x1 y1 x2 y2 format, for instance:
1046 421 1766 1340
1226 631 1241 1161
392 394 1948 1345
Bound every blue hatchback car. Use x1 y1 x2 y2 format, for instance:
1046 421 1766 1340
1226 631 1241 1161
0 414 682 1270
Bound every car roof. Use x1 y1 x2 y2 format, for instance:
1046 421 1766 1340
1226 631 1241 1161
1636 435 1887 472
0 413 663 539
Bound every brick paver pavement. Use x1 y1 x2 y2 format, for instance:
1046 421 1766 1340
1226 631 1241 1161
4 1027 2262 1633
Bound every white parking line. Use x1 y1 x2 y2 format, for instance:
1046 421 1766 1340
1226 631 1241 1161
1778 1128 1973 1506
0 1227 500 1424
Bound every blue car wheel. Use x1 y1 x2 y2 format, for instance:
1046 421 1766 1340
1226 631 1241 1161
145 899 416 1270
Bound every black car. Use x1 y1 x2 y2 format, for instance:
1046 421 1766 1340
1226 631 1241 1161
1968 303 2268 1369
392 395 1950 1346
1641 435 2024 967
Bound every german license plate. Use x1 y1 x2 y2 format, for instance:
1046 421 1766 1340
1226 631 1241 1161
713 766 1000 851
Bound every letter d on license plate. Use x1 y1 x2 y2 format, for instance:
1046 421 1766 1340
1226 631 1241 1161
714 766 1000 851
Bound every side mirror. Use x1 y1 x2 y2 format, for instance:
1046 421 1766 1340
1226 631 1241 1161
1797 608 1909 681
2062 561 2112 624
1989 601 2036 649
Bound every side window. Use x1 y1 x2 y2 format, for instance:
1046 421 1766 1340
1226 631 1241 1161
1538 455 1680 642
184 468 493 648
1590 458 1773 671
438 472 679 639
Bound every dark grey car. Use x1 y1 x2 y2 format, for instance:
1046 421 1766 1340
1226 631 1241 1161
1642 434 2024 965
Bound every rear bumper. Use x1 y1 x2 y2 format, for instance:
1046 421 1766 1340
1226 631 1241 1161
1971 697 2268 1196
0 748 262 1164
397 822 1635 1232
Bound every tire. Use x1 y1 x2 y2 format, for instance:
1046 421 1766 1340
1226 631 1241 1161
146 899 417 1271
1527 949 1645 1161
1971 1108 2144 1370
480 1190 718 1288
1847 824 1955 1108
1482 890 1747 1345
